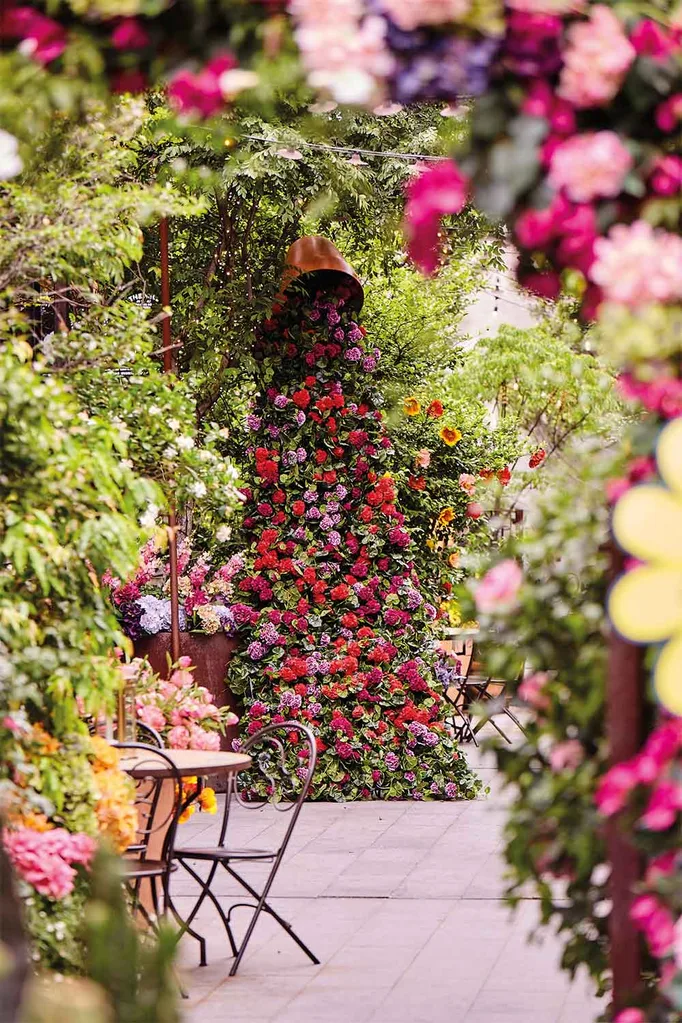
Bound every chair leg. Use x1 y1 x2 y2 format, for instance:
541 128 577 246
224 863 319 975
175 858 239 960
504 706 529 737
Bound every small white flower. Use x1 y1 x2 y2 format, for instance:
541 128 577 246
140 503 160 530
163 446 177 459
167 418 181 432
176 435 195 451
189 481 207 499
148 405 162 416
121 459 133 469
0 130 23 181
216 525 232 542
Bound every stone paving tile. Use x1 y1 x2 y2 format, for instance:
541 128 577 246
176 729 605 1023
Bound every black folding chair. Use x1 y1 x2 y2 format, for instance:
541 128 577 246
87 717 165 748
113 742 184 927
171 721 319 976
439 639 479 745
467 674 529 744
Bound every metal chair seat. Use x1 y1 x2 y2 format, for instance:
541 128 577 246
123 859 179 880
175 846 275 861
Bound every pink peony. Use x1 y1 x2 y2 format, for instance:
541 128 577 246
168 725 191 749
137 704 166 732
548 132 632 203
188 725 221 751
381 0 471 30
474 559 523 614
404 161 469 275
169 668 194 689
549 739 584 773
558 6 635 109
590 221 682 307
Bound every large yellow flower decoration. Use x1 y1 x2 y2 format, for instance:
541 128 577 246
609 417 682 714
440 425 462 446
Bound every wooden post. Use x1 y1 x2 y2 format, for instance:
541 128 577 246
606 543 644 1011
159 217 181 666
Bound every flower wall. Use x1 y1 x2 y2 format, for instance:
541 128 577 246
224 283 482 801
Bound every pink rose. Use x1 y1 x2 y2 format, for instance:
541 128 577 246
649 155 682 197
549 131 632 203
178 655 193 668
549 739 585 773
188 725 221 751
474 560 523 614
639 780 682 831
169 668 194 689
518 671 551 712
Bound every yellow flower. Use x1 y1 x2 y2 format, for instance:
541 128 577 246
94 768 138 852
198 787 218 815
609 418 682 714
90 735 119 772
438 507 455 526
404 396 421 416
440 425 462 446
179 804 196 825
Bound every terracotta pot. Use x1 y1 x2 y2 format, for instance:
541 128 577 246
281 235 364 310
134 632 241 752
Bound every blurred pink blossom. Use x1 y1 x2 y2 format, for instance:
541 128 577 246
404 161 469 275
474 560 523 614
549 739 584 773
549 131 632 203
381 0 471 31
591 221 682 307
558 5 635 108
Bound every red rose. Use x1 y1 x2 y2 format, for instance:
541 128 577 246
305 376 316 387
315 450 328 464
292 389 310 409
331 584 350 601
292 500 305 516
272 489 286 504
497 466 511 486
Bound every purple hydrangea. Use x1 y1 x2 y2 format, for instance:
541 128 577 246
445 782 458 799
296 410 306 426
293 526 307 540
308 308 321 321
283 450 298 467
327 308 340 326
246 414 261 431
303 489 317 504
267 424 280 439
320 515 334 531
320 633 331 647
260 623 281 646
430 782 440 794
309 702 323 716
335 485 348 499
327 531 341 547
404 771 416 783
247 641 266 661
363 357 377 372
274 394 289 409
296 447 307 462
279 691 302 710
407 589 423 610
424 603 437 620
306 507 321 521
385 752 400 771
345 347 362 362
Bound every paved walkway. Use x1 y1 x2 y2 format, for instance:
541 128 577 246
175 743 605 1023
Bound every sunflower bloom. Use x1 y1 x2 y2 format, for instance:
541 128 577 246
440 425 462 446
404 396 421 416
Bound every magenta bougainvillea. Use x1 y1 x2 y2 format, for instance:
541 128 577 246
225 283 482 802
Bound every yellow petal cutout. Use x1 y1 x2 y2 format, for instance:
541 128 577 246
612 485 682 565
657 417 682 497
654 633 682 715
608 566 682 643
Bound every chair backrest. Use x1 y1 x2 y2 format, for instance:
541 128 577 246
87 718 165 748
112 742 183 864
218 722 317 851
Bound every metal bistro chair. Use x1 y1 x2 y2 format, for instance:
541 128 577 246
87 717 165 749
465 667 529 745
439 639 479 745
171 721 319 976
112 741 184 928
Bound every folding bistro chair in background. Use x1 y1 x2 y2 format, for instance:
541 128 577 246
171 720 319 976
466 665 529 744
438 637 479 745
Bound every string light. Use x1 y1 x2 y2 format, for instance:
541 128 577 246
243 133 448 162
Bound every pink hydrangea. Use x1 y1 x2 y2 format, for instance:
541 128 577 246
474 560 523 614
549 131 632 203
380 0 471 31
558 6 635 109
4 827 96 900
168 53 236 119
404 161 469 275
590 221 682 307
508 0 584 11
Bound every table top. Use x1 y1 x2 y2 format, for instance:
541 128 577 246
117 748 252 779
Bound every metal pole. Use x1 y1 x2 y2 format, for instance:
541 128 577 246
606 542 643 1011
159 217 182 665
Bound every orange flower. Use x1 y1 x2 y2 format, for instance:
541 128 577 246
408 475 426 491
198 787 218 814
427 400 444 418
448 552 460 568
403 396 421 416
439 426 462 447
438 506 455 525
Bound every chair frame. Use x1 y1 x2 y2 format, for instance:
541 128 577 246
112 741 184 926
171 720 319 976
